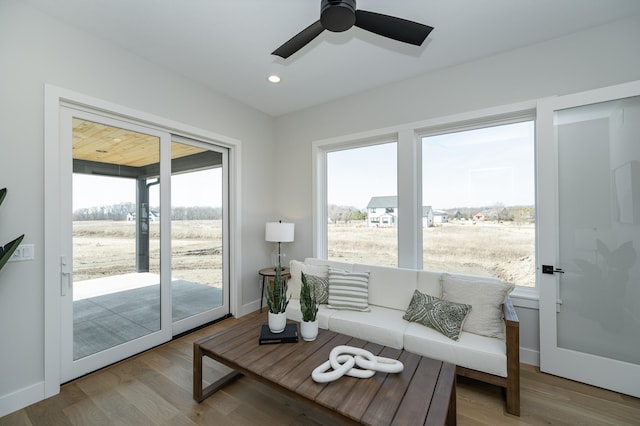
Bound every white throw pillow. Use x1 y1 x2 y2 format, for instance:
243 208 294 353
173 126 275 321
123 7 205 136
327 268 370 311
288 260 329 299
441 273 514 339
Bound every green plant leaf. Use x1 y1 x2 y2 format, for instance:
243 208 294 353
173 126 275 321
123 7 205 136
300 272 318 322
266 265 289 313
0 234 25 271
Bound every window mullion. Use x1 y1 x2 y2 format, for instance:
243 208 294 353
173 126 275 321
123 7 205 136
397 129 421 269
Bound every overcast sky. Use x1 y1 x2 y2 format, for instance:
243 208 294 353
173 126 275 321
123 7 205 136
73 168 222 211
327 121 535 210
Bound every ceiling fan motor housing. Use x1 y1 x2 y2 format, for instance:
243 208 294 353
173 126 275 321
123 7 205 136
321 0 356 32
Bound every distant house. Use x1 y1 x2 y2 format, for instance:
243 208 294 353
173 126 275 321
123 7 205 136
126 211 159 222
422 206 434 227
367 197 444 228
473 212 485 222
367 196 397 227
433 209 448 224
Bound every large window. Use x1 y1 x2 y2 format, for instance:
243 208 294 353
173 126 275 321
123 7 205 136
326 142 397 265
421 121 536 287
317 110 537 288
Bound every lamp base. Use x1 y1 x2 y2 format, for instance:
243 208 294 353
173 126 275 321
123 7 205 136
270 252 287 269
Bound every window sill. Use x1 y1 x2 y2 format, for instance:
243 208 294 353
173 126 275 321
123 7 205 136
510 287 539 309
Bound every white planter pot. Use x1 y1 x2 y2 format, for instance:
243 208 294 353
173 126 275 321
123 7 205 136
268 311 287 333
300 319 319 341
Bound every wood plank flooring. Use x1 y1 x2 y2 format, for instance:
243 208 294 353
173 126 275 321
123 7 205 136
2 312 639 425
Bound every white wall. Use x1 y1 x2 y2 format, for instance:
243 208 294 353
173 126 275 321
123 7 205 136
2 0 640 415
274 14 640 364
0 0 276 415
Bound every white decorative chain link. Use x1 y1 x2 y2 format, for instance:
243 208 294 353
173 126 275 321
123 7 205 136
311 345 404 383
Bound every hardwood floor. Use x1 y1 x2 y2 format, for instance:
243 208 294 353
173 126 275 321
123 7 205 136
2 313 639 425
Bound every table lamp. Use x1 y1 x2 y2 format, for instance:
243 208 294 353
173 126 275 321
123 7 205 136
265 221 295 268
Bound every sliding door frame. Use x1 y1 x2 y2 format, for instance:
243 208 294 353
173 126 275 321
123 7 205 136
44 84 242 398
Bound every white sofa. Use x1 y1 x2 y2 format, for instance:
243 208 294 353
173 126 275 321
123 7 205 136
286 258 520 416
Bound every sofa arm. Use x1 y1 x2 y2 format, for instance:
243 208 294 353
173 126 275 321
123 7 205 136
503 296 520 416
504 296 519 325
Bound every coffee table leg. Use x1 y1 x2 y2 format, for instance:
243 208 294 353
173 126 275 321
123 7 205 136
193 343 204 401
199 371 243 402
447 375 457 426
194 342 244 402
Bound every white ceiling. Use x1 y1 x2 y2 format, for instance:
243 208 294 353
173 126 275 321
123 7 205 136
23 0 640 117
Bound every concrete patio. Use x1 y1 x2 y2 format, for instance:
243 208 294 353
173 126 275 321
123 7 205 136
73 273 222 359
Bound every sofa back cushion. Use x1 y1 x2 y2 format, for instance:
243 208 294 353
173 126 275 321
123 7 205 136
352 263 418 311
416 270 443 298
305 258 354 272
287 258 354 301
288 260 330 300
441 273 514 339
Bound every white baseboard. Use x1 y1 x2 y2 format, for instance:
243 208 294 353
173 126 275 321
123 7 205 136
0 381 45 418
239 300 262 317
520 347 540 367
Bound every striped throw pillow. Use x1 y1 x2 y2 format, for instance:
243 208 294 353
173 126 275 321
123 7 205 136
327 268 370 311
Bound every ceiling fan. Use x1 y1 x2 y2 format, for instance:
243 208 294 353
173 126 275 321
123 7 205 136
272 0 434 59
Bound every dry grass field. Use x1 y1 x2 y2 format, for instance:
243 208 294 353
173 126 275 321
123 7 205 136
73 220 223 286
73 218 535 289
328 220 535 287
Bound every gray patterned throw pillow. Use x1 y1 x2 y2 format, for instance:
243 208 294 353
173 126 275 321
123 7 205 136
306 274 329 304
403 289 471 341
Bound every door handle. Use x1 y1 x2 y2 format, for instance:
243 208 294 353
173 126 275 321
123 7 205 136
542 265 564 274
61 255 72 296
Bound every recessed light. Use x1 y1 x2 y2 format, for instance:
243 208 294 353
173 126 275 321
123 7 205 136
268 75 281 84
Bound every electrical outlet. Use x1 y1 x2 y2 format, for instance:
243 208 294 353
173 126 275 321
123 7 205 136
8 244 34 262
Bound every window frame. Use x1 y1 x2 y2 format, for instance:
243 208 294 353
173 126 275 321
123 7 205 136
312 100 538 293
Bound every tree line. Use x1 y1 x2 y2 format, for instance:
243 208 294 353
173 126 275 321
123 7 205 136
73 202 222 221
328 205 367 223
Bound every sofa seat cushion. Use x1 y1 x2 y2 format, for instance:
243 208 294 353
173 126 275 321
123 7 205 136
286 299 335 329
403 322 507 377
328 305 408 350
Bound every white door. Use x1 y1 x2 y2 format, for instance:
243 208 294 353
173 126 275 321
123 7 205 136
537 80 640 397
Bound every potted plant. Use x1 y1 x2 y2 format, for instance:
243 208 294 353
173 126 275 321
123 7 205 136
299 272 319 341
0 188 24 273
266 265 289 333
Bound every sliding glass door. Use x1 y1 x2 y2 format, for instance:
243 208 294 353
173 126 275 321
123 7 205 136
170 136 229 334
59 107 229 381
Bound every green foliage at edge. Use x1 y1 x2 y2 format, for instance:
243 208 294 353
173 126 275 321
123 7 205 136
266 265 289 314
300 272 319 322
0 188 25 272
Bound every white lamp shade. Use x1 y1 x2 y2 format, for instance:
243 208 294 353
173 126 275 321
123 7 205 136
265 222 295 242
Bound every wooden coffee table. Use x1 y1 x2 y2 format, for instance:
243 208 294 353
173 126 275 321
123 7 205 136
194 313 456 425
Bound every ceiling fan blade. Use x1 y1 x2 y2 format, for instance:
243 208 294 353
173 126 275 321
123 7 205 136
354 10 433 46
272 20 325 59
